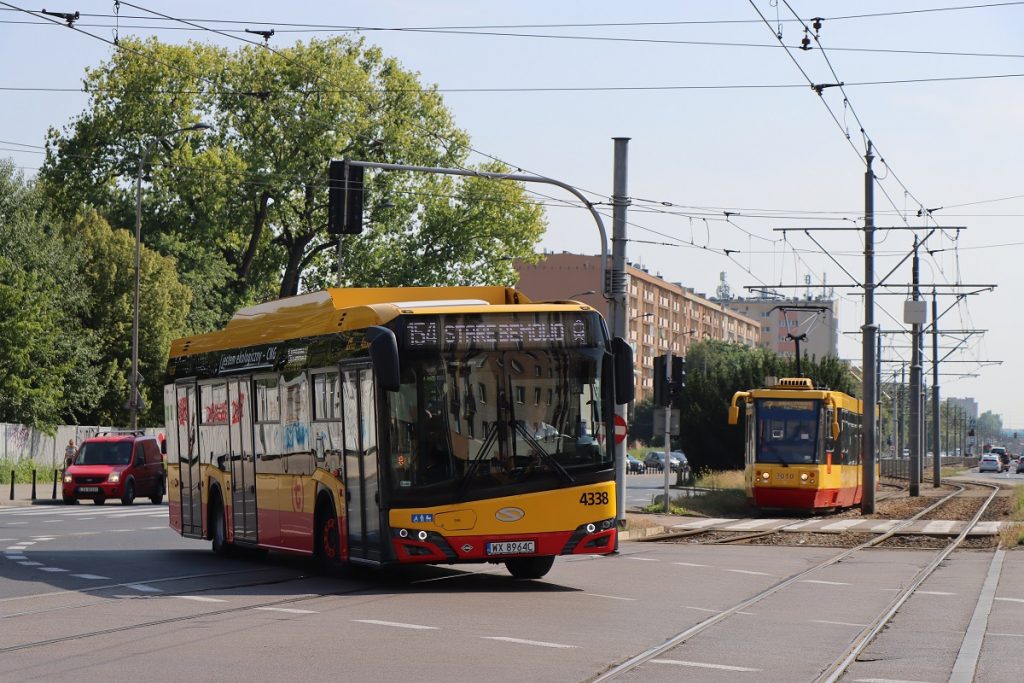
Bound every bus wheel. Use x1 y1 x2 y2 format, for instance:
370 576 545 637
211 496 230 555
315 501 342 574
505 556 555 579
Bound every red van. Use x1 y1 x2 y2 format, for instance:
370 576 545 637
63 431 166 505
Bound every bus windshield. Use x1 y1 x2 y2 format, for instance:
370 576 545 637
76 441 132 466
386 348 610 499
755 399 820 465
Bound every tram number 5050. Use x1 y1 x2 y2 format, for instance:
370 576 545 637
579 491 610 506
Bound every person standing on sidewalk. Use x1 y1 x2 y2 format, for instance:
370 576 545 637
63 439 77 472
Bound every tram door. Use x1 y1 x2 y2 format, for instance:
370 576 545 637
342 365 383 563
175 383 202 538
228 378 257 544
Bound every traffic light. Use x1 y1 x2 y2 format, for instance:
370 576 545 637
670 356 686 395
328 160 365 235
653 355 669 406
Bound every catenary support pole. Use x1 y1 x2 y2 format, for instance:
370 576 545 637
861 143 877 514
611 138 631 532
909 239 921 496
663 349 672 511
932 290 941 486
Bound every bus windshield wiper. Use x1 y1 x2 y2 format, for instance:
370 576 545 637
512 420 575 485
456 421 498 499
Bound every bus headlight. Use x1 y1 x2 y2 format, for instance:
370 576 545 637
417 530 428 541
398 528 409 538
761 471 770 480
800 473 809 482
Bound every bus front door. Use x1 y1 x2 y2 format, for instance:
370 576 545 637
342 365 383 563
228 377 257 544
175 383 202 538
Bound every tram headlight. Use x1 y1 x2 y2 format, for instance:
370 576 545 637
800 473 809 482
761 471 770 481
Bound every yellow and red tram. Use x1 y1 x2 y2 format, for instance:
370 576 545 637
728 378 875 511
163 286 633 579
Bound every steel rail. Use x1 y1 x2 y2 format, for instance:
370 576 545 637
590 483 967 682
815 481 1000 683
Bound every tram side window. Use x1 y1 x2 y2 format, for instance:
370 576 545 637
255 377 280 423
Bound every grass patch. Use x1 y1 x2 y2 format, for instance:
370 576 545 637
642 488 753 517
695 469 745 491
0 458 52 484
1001 488 1024 548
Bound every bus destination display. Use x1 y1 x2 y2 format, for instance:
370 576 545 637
404 313 597 351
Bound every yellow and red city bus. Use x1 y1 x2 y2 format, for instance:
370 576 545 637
163 286 633 578
728 378 874 511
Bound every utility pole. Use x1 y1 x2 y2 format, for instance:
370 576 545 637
610 138 630 532
909 238 921 496
862 142 877 513
897 364 905 460
931 290 941 486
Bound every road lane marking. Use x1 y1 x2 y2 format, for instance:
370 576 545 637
30 537 55 541
39 567 68 572
651 659 760 672
801 580 851 586
723 518 783 531
125 583 162 593
987 632 1024 638
917 591 956 596
674 562 709 567
812 619 868 627
995 597 1024 603
586 593 635 601
353 619 438 630
681 605 754 616
853 679 936 683
625 556 659 562
818 519 865 532
70 574 110 580
174 596 227 603
482 636 576 649
921 520 958 535
409 566 504 583
256 607 317 614
726 569 772 576
18 562 43 566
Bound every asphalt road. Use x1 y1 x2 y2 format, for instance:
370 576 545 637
1 500 1022 682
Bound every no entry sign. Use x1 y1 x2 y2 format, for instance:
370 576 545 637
613 414 627 444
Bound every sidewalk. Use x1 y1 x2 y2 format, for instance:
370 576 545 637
1 482 64 507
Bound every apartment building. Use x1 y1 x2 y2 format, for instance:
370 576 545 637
513 252 760 401
717 297 839 359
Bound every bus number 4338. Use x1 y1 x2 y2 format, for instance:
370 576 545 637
579 491 609 506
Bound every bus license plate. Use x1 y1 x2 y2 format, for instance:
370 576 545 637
78 486 99 493
486 541 535 556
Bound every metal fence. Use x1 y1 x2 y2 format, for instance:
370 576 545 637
879 455 979 479
1 423 166 468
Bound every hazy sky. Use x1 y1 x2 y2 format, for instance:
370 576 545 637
2 2 1022 424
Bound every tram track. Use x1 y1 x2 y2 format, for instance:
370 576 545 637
592 481 1001 681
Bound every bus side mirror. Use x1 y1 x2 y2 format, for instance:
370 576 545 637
832 420 840 441
611 337 634 405
366 326 401 392
728 405 739 425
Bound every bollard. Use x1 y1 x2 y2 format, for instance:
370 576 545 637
52 469 58 500
8 471 13 500
31 469 37 500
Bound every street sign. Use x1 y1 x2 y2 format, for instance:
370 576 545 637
653 408 680 436
613 414 627 444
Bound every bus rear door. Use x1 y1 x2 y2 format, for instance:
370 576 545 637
175 382 202 538
228 377 257 544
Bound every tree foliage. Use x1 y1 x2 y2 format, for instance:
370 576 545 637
0 161 96 430
68 211 191 426
40 36 546 331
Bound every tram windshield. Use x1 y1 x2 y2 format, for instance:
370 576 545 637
755 399 820 465
385 348 610 501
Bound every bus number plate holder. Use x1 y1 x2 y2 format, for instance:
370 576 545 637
486 541 535 556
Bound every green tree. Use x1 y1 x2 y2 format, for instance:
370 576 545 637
0 160 96 430
977 410 1002 446
69 212 191 426
40 37 545 330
